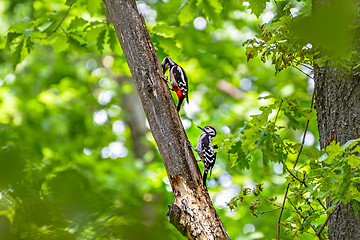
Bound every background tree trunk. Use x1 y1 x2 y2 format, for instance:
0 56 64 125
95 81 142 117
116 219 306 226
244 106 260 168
313 0 360 239
116 76 156 162
102 0 230 239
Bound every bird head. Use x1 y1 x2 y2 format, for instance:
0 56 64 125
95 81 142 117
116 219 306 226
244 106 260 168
161 57 175 74
198 125 217 137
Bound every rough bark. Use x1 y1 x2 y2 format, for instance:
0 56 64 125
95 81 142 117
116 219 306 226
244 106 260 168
102 0 230 239
313 0 360 239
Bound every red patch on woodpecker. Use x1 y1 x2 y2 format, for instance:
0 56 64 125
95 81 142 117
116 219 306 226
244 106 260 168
173 86 183 99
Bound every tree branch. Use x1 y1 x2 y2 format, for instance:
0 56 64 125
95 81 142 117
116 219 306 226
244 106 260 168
287 197 322 239
38 0 75 39
102 1 229 239
272 0 282 16
316 201 341 238
292 64 314 80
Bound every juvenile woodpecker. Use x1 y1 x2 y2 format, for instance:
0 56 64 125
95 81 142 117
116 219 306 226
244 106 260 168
161 57 189 112
190 126 217 186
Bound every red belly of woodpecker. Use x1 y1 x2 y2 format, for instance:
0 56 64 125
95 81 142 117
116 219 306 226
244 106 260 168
173 86 183 100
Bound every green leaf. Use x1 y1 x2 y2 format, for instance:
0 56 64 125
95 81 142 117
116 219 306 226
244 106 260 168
87 0 100 17
228 141 249 169
12 37 25 70
290 0 353 58
314 58 326 67
342 138 360 151
107 27 118 52
352 145 360 154
0 145 26 187
325 141 342 164
178 0 197 26
154 35 181 58
5 32 22 50
152 23 177 38
211 134 228 149
206 0 223 14
25 37 34 54
318 153 328 163
248 0 269 18
53 35 69 53
257 95 273 100
353 200 360 216
8 22 24 33
68 35 87 55
97 29 106 53
87 26 105 42
69 17 89 31
345 155 360 168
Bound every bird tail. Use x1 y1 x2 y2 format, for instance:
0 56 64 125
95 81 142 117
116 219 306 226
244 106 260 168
176 95 185 112
202 168 209 186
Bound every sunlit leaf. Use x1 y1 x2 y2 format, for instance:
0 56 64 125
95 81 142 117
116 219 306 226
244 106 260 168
248 0 269 18
12 37 25 70
69 17 89 30
178 0 197 26
97 29 106 53
53 34 69 53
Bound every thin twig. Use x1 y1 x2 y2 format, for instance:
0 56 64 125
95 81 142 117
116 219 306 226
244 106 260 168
60 25 69 37
274 99 283 125
316 201 341 238
292 64 314 80
305 175 323 179
39 0 75 39
317 199 327 211
277 87 316 240
294 60 313 71
260 195 297 214
283 163 307 187
287 197 322 239
277 184 289 240
272 0 282 16
259 208 281 215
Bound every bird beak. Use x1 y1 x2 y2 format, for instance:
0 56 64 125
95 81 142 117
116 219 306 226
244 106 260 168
162 65 166 74
197 126 204 131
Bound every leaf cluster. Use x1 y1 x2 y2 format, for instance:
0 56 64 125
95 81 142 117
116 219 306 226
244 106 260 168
2 3 118 70
243 7 314 74
224 96 312 170
223 96 360 238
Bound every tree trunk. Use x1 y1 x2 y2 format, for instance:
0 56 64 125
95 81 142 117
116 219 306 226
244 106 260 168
313 0 360 239
102 0 230 239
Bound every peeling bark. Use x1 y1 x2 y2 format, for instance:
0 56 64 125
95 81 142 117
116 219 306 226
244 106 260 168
102 0 229 239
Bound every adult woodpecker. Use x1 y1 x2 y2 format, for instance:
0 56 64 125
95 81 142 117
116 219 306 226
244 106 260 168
161 57 189 112
189 126 217 186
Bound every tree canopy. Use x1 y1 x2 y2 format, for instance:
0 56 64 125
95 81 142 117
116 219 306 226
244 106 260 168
1 0 359 239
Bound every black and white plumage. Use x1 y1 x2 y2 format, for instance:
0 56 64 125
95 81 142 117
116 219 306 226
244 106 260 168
161 57 189 112
192 126 217 186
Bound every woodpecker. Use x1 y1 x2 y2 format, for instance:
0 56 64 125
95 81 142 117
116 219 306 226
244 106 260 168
161 57 189 112
190 126 217 186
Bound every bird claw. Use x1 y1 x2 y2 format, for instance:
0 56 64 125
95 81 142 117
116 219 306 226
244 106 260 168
161 76 168 82
187 139 194 149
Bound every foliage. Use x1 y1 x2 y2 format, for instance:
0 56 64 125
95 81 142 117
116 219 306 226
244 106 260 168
243 0 358 73
1 0 358 239
225 98 360 237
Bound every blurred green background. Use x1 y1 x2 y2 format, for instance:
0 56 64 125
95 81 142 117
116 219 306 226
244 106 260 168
0 0 319 239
